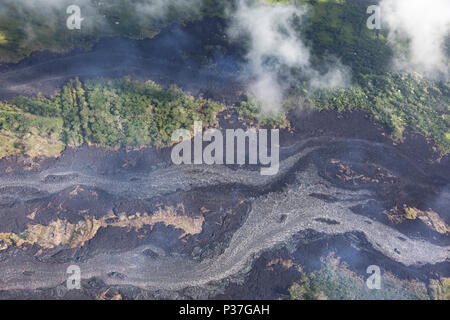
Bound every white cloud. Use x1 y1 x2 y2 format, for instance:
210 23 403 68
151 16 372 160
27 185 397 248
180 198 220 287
380 0 450 79
228 0 349 114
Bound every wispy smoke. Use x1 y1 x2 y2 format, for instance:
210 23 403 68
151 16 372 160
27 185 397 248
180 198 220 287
228 0 349 114
1 0 92 13
0 0 204 37
134 0 203 21
380 0 450 79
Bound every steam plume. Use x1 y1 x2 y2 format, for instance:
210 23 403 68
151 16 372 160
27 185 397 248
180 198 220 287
228 0 349 114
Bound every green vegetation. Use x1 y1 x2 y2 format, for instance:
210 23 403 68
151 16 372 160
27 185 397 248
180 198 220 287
289 257 431 300
0 0 448 156
292 0 448 153
0 78 225 158
429 278 450 300
259 0 391 76
301 0 393 76
0 0 228 63
311 74 450 152
238 95 290 128
239 0 449 153
238 72 449 154
0 103 64 158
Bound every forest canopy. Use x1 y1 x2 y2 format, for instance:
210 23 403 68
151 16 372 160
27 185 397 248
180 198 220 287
0 78 225 158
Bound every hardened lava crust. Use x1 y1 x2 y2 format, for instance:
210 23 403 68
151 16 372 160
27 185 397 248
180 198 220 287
0 107 448 299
